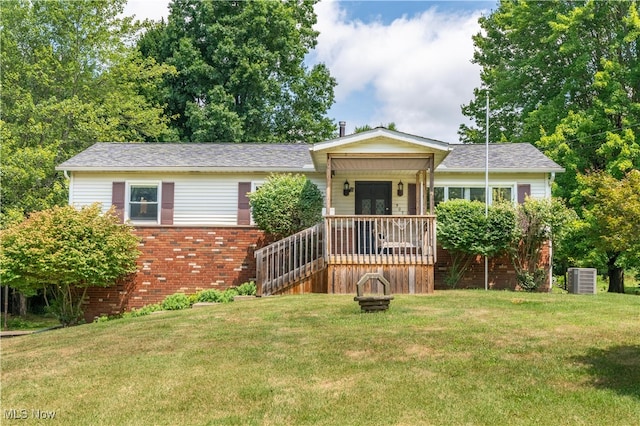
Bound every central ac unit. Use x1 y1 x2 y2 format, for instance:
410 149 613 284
568 268 597 294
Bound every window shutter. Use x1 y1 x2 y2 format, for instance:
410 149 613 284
408 183 417 215
161 182 175 225
237 182 251 225
112 182 125 223
517 184 531 204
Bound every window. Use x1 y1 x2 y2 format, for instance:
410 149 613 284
434 187 445 206
129 184 159 222
492 187 512 203
448 187 465 200
469 188 486 203
437 186 515 205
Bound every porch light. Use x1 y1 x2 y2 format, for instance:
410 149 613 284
397 181 404 197
343 180 353 196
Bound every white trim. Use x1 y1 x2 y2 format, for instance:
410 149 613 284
435 184 516 205
57 166 311 173
436 167 564 173
311 128 452 152
249 180 265 226
126 181 162 225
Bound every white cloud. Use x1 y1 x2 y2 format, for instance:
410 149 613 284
313 1 484 142
122 0 170 22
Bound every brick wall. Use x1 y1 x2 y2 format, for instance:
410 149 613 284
81 226 552 322
82 226 267 322
434 242 551 291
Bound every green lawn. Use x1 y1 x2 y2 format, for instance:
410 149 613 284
2 291 639 425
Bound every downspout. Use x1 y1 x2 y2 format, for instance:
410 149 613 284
63 170 72 205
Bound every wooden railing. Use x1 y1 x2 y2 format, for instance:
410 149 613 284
325 215 436 265
255 223 325 296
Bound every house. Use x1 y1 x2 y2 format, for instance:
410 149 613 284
56 127 563 320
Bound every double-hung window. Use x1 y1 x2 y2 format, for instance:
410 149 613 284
129 184 159 222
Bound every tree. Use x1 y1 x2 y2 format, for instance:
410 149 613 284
436 200 518 288
138 0 336 143
461 1 640 290
0 0 176 224
574 171 640 292
248 174 323 239
354 123 397 133
510 197 576 291
0 205 140 325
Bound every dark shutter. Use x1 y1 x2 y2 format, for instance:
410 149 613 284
517 184 531 204
161 182 175 225
408 183 417 215
237 182 251 225
112 182 125 223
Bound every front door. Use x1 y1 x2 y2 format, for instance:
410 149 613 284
355 181 392 215
354 182 391 253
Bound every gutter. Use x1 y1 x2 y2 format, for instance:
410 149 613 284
54 166 314 173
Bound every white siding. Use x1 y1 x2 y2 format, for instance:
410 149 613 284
326 171 551 215
69 171 327 226
68 170 551 225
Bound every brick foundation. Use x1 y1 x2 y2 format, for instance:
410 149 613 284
434 242 551 291
82 226 268 322
81 226 551 322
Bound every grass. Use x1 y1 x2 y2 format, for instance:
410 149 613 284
2 291 639 425
1 313 59 331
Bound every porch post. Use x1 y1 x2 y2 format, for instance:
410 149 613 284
429 155 435 215
326 154 332 214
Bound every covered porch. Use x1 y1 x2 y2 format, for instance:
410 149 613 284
255 128 451 296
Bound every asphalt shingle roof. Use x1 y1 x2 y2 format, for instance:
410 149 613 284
439 143 563 172
57 141 563 173
57 142 314 171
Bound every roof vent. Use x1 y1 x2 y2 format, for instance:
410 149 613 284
339 121 346 137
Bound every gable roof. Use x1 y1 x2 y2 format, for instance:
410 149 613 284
311 127 451 152
57 140 564 174
56 142 315 172
309 127 452 172
438 143 564 173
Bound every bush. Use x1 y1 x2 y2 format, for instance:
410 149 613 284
161 293 192 310
125 303 163 318
248 173 323 239
195 289 224 303
0 204 140 326
510 198 574 291
235 281 257 296
436 200 517 288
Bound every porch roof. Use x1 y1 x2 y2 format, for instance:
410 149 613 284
309 127 452 172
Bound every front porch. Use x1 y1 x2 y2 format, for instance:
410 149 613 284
255 129 450 296
255 215 436 296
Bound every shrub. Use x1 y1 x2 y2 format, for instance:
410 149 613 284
161 293 192 310
0 204 140 326
510 197 575 291
236 281 257 296
436 200 517 288
196 289 224 303
218 289 237 303
248 173 323 239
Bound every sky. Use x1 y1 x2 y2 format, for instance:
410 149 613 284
123 0 497 143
